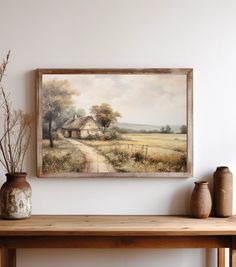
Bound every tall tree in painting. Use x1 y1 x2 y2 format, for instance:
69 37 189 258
90 103 121 133
43 79 78 147
180 124 187 134
160 125 172 134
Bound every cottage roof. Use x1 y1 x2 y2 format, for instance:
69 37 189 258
62 116 97 130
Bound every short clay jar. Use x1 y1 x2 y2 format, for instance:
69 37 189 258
213 166 233 217
190 181 212 219
0 172 32 219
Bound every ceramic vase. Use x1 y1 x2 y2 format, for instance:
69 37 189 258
213 166 233 217
0 172 32 219
190 181 212 219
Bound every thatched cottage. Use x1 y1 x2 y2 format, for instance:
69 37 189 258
61 115 102 139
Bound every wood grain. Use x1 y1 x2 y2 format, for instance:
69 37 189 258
0 215 234 267
1 248 16 267
230 237 236 267
36 69 193 75
0 215 235 237
0 236 231 249
218 248 225 267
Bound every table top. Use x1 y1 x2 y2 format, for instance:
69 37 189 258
0 215 235 236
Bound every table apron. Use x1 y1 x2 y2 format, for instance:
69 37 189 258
0 236 232 249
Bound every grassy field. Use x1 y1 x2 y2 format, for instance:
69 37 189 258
42 139 86 174
82 133 187 173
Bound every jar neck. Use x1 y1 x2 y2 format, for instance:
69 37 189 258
216 166 229 172
195 181 209 187
6 172 27 183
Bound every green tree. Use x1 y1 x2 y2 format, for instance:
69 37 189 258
180 124 187 134
160 125 172 134
43 79 79 147
160 127 165 133
165 125 172 133
90 103 121 133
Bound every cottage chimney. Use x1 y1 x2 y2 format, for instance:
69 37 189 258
73 114 77 120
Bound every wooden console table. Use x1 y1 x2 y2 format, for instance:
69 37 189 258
0 215 235 267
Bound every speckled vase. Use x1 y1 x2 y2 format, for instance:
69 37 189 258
213 166 233 217
0 172 32 219
190 181 212 219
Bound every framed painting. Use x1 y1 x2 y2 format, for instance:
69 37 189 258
36 69 193 178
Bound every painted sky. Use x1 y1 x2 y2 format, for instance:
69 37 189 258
43 74 186 126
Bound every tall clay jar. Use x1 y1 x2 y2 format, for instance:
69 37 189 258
0 172 32 219
190 181 212 219
213 166 233 217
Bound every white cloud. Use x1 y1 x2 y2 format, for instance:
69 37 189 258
43 73 186 126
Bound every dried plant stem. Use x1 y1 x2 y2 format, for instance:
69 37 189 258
19 126 31 172
3 90 14 173
0 51 10 83
0 51 32 174
0 142 10 172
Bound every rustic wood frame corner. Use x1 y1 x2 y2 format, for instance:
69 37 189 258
36 68 193 178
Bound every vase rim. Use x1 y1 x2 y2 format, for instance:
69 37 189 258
6 172 27 177
195 181 208 185
216 166 229 170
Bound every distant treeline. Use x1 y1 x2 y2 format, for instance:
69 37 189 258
116 124 187 134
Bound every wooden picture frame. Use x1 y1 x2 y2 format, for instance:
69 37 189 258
36 69 193 178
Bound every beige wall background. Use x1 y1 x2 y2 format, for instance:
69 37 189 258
1 0 236 266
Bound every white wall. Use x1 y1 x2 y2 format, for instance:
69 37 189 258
1 0 236 266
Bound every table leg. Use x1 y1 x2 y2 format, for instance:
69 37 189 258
230 237 236 267
218 248 225 267
1 248 16 267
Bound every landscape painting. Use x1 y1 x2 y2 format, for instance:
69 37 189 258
37 69 193 178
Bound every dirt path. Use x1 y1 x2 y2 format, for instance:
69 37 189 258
67 139 115 172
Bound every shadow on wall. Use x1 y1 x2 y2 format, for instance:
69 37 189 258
205 248 217 267
168 172 213 215
167 182 191 215
24 70 37 177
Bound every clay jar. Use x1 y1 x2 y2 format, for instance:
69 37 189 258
213 166 233 217
190 181 212 219
0 172 32 219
